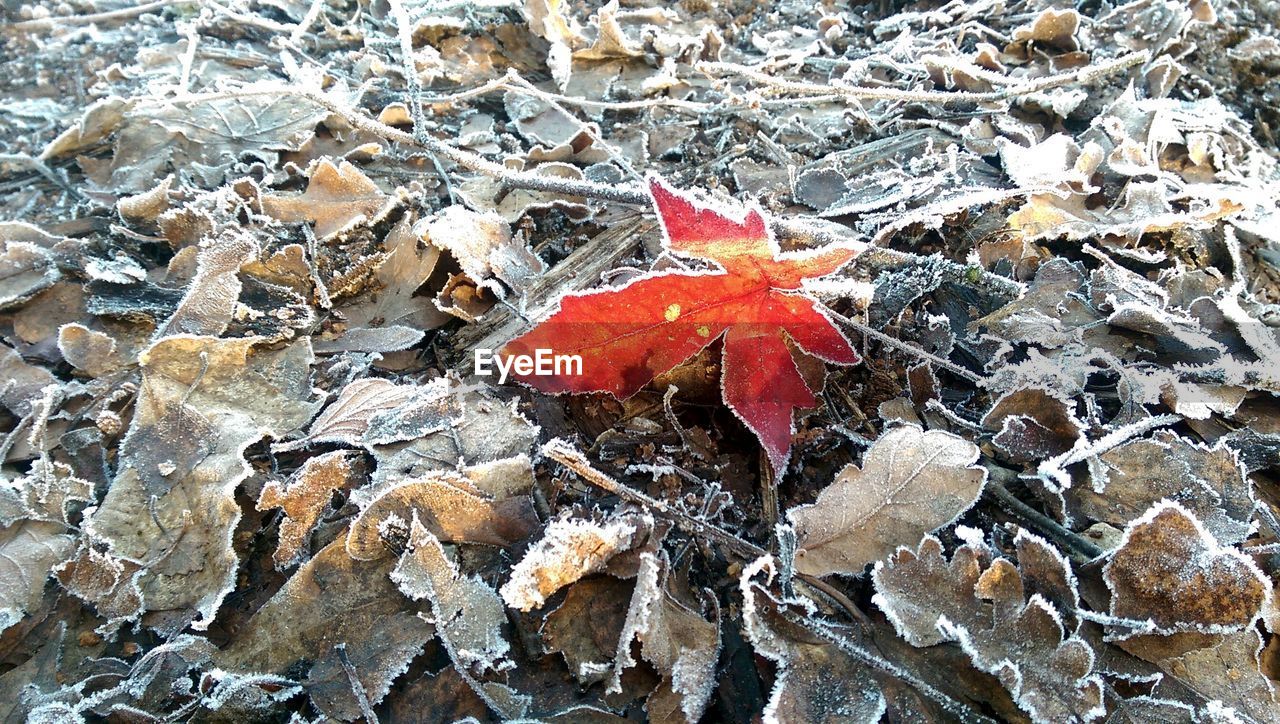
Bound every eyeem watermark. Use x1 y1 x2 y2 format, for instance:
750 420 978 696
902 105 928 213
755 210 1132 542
475 348 582 384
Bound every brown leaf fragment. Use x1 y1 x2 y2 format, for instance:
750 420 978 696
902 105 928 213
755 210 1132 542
741 557 885 723
1103 500 1268 635
542 576 633 684
1146 629 1280 722
0 345 56 417
501 514 647 611
117 175 173 223
790 424 987 577
0 239 60 311
85 335 318 630
609 552 720 723
573 1 644 60
346 473 539 558
333 213 450 346
1010 8 1081 52
257 450 362 569
425 205 546 298
981 387 1085 463
219 539 433 721
872 534 1104 722
390 517 512 673
1069 431 1255 546
53 544 144 629
0 520 75 635
57 323 126 378
155 230 259 338
261 159 395 240
289 377 418 448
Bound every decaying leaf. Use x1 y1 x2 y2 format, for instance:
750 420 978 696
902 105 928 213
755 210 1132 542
1103 500 1269 636
0 520 74 634
426 205 546 299
155 230 259 338
789 424 987 577
219 539 434 720
872 533 1104 722
257 450 362 569
392 516 512 671
262 158 396 240
1069 431 1256 546
83 335 318 630
346 471 539 557
609 551 720 723
741 556 885 723
331 213 451 351
288 377 419 449
501 514 648 611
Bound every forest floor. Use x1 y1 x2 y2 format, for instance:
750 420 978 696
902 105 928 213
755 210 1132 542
2 0 1280 722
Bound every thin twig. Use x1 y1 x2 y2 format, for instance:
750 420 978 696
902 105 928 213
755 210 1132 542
6 0 187 31
699 51 1148 106
823 305 985 384
983 464 1104 561
335 644 379 724
542 438 767 560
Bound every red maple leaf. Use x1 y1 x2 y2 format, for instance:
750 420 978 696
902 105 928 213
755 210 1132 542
502 175 862 473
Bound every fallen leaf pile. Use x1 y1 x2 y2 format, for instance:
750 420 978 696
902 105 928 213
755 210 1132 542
2 0 1280 721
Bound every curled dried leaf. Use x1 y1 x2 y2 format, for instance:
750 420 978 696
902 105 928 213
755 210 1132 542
500 514 647 612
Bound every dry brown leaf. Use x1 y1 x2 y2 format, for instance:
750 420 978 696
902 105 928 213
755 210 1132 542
609 551 720 723
261 158 396 240
155 230 259 338
218 538 433 720
107 90 329 192
0 344 56 417
872 533 1104 722
369 382 540 481
0 520 75 635
391 517 512 673
333 213 451 350
0 232 60 310
53 544 144 629
1069 431 1255 546
57 323 126 378
790 424 987 577
981 387 1085 463
392 519 532 721
1139 629 1280 722
287 377 418 449
542 576 634 683
501 514 647 611
425 205 546 298
83 335 318 631
346 472 539 558
257 450 362 569
1103 500 1268 635
741 557 885 724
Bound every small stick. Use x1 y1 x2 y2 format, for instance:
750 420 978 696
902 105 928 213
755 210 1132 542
335 643 379 724
543 438 766 560
7 0 186 31
823 305 984 384
699 51 1148 106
